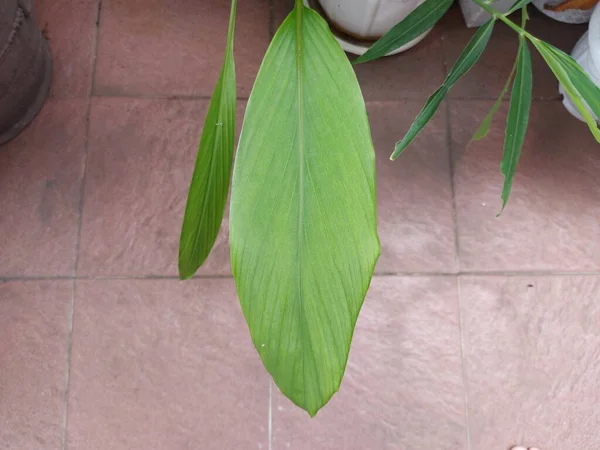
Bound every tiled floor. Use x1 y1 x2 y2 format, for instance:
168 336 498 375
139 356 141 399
2 1 600 449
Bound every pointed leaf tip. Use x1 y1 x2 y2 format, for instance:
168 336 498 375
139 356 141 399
499 38 532 212
178 0 237 278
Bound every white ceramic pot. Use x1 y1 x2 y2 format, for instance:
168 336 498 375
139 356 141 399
458 0 514 28
532 0 593 24
560 5 600 121
304 0 431 56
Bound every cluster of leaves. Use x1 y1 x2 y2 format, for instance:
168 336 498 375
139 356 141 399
358 0 600 211
178 0 600 416
180 0 379 417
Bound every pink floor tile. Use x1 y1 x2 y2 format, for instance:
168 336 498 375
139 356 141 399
273 276 466 450
353 27 445 101
451 100 600 272
370 101 456 274
0 99 87 276
460 275 600 449
93 0 269 97
67 278 268 450
78 98 241 277
3 0 600 449
0 281 71 450
36 0 99 98
442 7 586 100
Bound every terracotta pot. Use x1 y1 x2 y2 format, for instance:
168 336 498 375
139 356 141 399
0 0 52 145
304 0 431 56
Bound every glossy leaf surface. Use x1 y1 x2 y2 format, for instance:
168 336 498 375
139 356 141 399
179 1 237 279
499 38 532 212
532 38 600 142
355 0 453 64
392 19 495 159
230 6 380 416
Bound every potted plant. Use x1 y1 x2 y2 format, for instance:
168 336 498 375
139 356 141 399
0 0 52 145
179 0 600 416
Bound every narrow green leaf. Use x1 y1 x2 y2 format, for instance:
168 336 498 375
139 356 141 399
530 38 600 142
544 43 600 119
499 38 532 212
520 1 530 27
392 19 495 159
473 56 517 141
230 6 380 416
178 0 237 279
354 0 453 64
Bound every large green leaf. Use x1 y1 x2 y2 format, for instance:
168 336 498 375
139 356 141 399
392 19 495 159
354 0 453 64
230 5 380 416
178 0 237 279
499 38 532 212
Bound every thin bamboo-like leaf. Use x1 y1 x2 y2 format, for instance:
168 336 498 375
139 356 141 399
473 56 517 141
499 38 532 212
354 0 453 64
392 19 495 160
230 5 380 416
544 43 600 119
178 0 237 279
531 38 600 142
474 3 528 142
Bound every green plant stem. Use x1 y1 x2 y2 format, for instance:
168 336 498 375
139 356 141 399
226 0 238 54
521 4 529 29
295 0 303 9
471 0 530 36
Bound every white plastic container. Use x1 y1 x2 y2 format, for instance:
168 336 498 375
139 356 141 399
560 5 600 121
304 0 431 56
459 0 514 28
532 0 593 24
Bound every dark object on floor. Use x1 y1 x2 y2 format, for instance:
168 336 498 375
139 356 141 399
0 0 52 145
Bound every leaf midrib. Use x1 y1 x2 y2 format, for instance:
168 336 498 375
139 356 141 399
502 41 528 206
295 5 308 409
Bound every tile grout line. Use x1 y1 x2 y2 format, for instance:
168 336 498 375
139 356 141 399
268 379 273 450
444 101 461 272
73 0 103 280
445 94 472 450
455 277 472 450
61 282 76 450
444 96 562 102
441 28 471 449
91 93 247 101
439 22 461 277
61 2 103 450
88 94 564 102
5 270 600 283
